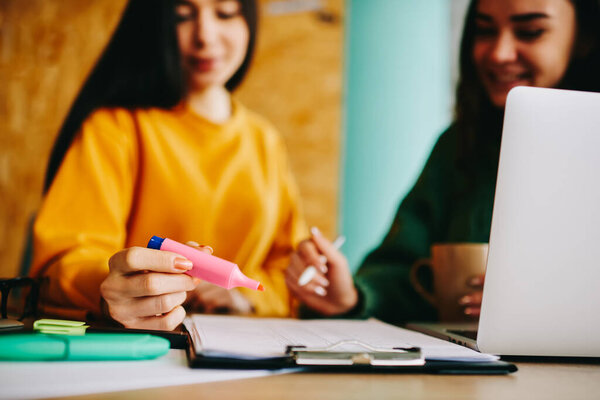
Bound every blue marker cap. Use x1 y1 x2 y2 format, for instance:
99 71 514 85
147 236 165 250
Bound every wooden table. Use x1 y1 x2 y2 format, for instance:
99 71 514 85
59 360 600 400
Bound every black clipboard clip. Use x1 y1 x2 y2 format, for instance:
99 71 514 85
286 340 425 366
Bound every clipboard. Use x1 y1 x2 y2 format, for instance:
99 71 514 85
183 321 517 374
286 340 424 366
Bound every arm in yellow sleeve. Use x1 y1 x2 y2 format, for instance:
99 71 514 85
31 109 137 316
243 138 308 317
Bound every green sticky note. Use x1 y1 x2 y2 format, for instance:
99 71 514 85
34 319 86 328
33 319 89 335
37 327 88 336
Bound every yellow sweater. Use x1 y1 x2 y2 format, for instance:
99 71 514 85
32 100 307 318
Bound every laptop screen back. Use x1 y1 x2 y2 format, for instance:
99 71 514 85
477 87 600 357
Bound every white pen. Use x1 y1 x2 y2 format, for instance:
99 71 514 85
319 235 346 267
297 235 346 288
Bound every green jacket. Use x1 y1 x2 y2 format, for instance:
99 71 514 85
351 123 502 325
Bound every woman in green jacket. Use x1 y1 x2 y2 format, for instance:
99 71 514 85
285 0 600 325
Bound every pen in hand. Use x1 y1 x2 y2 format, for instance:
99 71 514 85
297 235 346 290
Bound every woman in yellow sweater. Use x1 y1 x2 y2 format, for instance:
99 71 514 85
31 0 307 330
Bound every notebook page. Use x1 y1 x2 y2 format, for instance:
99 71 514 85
184 315 497 362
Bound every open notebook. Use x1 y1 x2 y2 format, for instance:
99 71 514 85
183 315 515 374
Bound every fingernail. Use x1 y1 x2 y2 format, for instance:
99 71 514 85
314 286 327 297
187 241 200 247
469 276 483 285
318 277 330 287
298 266 317 287
459 295 472 305
192 278 202 285
311 226 322 237
174 258 193 271
200 245 214 254
464 308 476 316
317 255 328 274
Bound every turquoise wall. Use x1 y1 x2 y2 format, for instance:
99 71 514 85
341 0 452 271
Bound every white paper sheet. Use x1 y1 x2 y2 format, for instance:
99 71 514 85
184 315 498 362
0 349 287 400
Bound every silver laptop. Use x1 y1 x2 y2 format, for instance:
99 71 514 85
409 87 600 357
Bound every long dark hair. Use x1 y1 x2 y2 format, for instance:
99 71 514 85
455 0 600 144
43 0 258 193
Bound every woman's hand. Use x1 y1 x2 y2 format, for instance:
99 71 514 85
459 274 485 317
285 227 358 316
100 246 199 330
185 281 253 314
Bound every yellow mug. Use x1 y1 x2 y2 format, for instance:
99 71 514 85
410 243 488 322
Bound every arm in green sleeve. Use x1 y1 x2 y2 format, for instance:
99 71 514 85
350 128 457 325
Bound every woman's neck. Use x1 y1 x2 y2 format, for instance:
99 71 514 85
186 86 232 123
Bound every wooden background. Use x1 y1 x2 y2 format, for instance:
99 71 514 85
0 0 343 277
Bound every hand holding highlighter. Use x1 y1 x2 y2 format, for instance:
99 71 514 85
147 236 264 291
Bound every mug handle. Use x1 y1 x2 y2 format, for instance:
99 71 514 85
409 258 437 306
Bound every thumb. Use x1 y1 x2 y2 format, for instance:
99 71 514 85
310 227 347 270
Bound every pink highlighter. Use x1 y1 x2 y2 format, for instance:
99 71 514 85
147 236 264 291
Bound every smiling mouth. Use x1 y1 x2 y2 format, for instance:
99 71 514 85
189 57 219 72
489 72 531 86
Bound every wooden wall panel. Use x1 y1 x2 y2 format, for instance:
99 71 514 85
0 0 344 277
0 0 128 277
237 0 344 241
